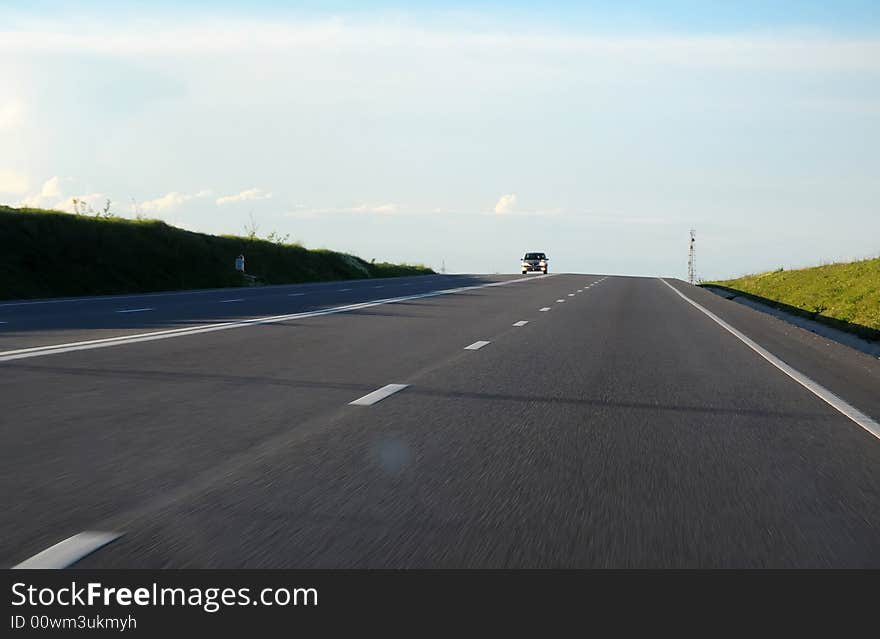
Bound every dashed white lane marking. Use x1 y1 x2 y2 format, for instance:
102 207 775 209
513 320 529 327
0 277 428 309
349 383 409 406
288 293 305 297
568 294 575 297
373 285 384 289
0 274 553 363
464 340 491 350
556 299 566 303
115 308 154 314
539 307 551 312
13 531 123 569
218 298 244 303
338 288 352 292
660 278 880 442
0 321 7 324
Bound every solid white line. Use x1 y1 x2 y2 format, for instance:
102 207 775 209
0 290 228 308
115 307 154 314
539 307 551 312
0 274 553 363
13 531 122 569
659 278 880 441
218 298 244 303
464 340 491 350
513 320 529 327
349 383 409 406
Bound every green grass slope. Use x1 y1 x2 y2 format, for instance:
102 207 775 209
0 205 433 300
703 257 880 336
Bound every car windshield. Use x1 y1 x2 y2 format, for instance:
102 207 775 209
525 253 545 260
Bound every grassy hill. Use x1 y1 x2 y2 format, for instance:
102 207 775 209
703 257 880 338
0 205 433 300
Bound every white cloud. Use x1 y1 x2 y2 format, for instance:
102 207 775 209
494 193 517 214
1 22 879 72
16 176 105 211
19 176 69 208
38 176 62 198
490 194 564 217
216 187 272 205
286 200 559 217
0 170 29 195
0 99 24 130
18 178 110 212
141 189 212 213
350 203 398 214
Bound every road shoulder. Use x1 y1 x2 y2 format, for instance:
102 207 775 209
662 278 880 427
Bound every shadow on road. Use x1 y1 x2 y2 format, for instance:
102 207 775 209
3 362 824 421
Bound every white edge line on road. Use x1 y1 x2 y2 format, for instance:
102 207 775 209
218 298 244 303
464 340 491 350
513 320 529 327
349 383 409 406
539 307 551 312
0 274 554 362
659 278 880 441
13 531 123 569
115 308 153 314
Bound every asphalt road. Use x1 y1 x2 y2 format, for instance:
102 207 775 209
2 273 879 568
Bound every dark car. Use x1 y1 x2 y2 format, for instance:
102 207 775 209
521 252 548 274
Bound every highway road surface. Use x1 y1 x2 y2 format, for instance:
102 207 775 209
2 273 879 568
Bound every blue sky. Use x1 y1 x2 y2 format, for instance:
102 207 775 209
6 1 880 32
2 1 879 278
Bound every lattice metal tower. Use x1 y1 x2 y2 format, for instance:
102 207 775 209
687 229 696 285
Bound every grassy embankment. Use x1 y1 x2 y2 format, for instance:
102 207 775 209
702 257 880 340
0 205 433 300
